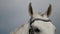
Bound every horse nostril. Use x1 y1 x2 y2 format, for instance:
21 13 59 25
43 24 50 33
34 28 40 32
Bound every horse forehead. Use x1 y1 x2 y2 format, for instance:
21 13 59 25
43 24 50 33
32 21 56 34
31 21 55 29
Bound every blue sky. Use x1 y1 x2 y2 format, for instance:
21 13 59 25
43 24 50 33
0 0 60 34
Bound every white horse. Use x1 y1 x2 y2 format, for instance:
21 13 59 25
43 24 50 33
10 2 56 34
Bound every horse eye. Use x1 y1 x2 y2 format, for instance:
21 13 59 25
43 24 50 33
34 28 40 32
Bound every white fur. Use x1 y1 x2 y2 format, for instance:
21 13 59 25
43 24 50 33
10 23 30 34
32 20 56 34
10 13 56 34
32 13 56 34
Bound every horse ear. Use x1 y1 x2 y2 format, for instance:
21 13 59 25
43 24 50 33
28 2 33 16
44 4 52 17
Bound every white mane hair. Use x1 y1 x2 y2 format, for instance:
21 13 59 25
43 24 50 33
10 2 56 34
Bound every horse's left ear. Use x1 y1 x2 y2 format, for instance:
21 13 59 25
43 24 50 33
28 2 33 17
44 4 52 17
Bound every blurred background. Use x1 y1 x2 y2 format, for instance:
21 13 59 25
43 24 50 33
0 0 60 34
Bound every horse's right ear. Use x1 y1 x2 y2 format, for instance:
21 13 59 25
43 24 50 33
28 2 33 16
44 4 52 17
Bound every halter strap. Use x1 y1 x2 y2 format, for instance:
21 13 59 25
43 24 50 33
30 17 51 25
29 16 34 34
